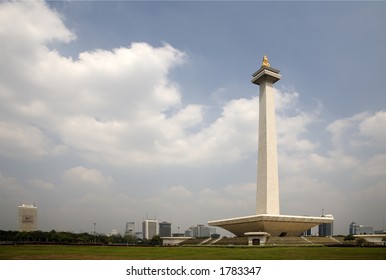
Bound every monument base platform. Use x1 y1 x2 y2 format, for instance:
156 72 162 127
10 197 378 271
208 214 334 237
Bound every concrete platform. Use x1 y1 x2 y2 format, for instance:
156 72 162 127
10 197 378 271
208 214 334 237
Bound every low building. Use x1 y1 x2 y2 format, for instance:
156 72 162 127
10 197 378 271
349 222 374 235
186 224 216 238
185 228 193 237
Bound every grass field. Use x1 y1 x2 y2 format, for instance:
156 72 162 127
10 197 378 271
1 245 385 260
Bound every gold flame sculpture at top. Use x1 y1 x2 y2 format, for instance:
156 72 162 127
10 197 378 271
262 55 270 67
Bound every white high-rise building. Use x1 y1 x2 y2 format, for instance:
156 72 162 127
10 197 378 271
142 219 158 239
18 204 37 232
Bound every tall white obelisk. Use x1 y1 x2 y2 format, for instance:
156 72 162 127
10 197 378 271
208 56 333 237
251 56 281 215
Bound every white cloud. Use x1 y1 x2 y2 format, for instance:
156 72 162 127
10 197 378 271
325 111 386 157
63 166 114 191
0 1 74 45
0 121 66 159
224 183 255 197
0 1 315 168
0 173 25 195
172 105 204 129
359 111 386 147
275 88 299 111
277 112 316 152
360 153 386 177
29 179 56 190
168 186 193 197
326 112 369 148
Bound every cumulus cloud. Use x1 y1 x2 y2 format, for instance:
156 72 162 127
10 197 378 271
0 121 66 159
29 179 56 190
326 112 370 148
0 1 215 166
0 1 314 167
63 166 114 191
360 154 386 177
359 111 386 148
0 1 74 44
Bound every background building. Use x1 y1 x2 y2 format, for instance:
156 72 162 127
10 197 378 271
159 221 172 237
109 229 120 236
193 225 208 237
349 221 374 235
187 224 216 238
318 214 334 237
142 219 158 239
18 204 37 232
125 222 135 236
185 228 193 237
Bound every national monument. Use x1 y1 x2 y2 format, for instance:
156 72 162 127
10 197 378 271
208 56 333 238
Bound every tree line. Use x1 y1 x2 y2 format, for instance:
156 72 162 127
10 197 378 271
0 230 162 245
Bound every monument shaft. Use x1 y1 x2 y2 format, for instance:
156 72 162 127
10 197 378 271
257 79 279 214
251 58 281 215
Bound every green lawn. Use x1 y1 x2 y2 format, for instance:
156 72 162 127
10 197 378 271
1 245 385 260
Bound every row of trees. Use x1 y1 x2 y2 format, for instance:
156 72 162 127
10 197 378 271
0 230 162 245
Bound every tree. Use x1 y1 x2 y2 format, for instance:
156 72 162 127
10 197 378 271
344 234 355 241
150 235 162 246
356 237 366 247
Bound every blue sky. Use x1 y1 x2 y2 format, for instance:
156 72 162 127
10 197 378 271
1 1 386 236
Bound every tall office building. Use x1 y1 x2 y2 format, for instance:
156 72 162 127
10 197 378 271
318 214 334 237
125 222 135 236
159 221 172 237
18 204 37 232
142 219 158 239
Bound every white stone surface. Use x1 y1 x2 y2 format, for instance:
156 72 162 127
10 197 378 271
208 214 334 237
255 68 281 215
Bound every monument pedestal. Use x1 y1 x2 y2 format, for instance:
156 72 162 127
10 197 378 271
208 214 334 237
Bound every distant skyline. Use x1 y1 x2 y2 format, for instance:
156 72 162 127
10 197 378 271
1 1 386 236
